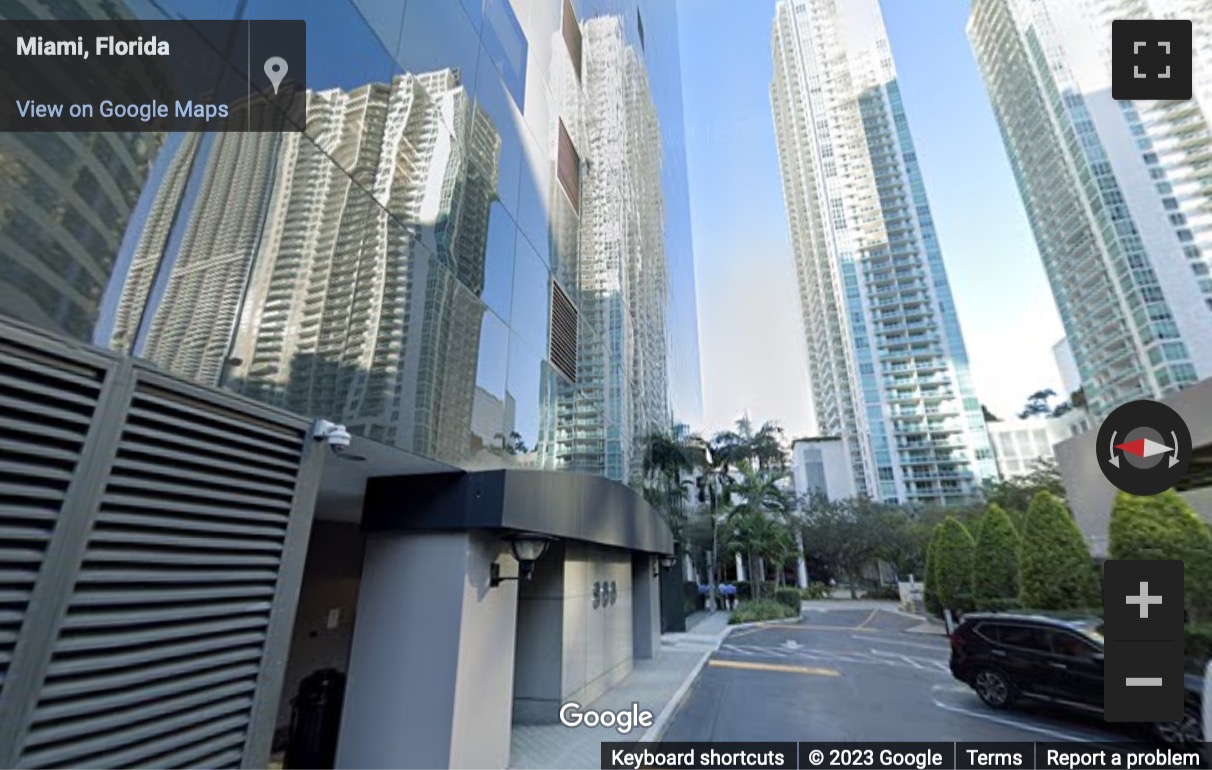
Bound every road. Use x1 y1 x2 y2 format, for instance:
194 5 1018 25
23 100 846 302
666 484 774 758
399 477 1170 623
660 606 1133 744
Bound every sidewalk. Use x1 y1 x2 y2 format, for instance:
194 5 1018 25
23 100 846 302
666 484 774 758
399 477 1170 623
509 611 731 769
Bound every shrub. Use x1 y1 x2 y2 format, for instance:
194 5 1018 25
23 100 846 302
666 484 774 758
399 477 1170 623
729 599 799 625
974 597 1022 613
1110 490 1212 618
735 581 752 601
1019 491 1098 610
862 585 900 601
801 582 831 600
934 516 976 612
924 536 942 617
973 504 1021 605
774 588 802 610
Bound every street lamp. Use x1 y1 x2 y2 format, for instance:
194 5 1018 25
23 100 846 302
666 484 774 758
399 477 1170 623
490 533 555 587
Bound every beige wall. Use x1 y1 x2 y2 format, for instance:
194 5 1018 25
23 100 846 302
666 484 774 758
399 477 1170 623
562 542 633 705
276 521 365 735
512 541 636 722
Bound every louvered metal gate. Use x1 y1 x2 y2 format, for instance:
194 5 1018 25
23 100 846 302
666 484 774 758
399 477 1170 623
0 320 322 769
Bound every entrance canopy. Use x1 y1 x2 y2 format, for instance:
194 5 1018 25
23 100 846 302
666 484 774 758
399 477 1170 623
362 469 674 555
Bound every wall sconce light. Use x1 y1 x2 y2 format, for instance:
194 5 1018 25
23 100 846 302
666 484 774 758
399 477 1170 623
490 533 555 587
653 554 676 578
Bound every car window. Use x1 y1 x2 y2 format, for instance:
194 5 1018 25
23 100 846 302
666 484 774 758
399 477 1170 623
1049 631 1097 657
974 622 999 642
997 624 1049 651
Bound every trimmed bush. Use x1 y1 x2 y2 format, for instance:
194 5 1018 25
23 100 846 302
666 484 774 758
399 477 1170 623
774 588 802 611
974 597 1022 613
729 599 799 625
1019 491 1098 610
1110 490 1212 618
973 504 1020 606
934 516 976 612
735 581 752 601
924 535 942 617
801 582 831 600
863 585 900 601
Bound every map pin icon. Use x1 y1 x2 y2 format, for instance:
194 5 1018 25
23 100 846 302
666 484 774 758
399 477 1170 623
264 56 288 95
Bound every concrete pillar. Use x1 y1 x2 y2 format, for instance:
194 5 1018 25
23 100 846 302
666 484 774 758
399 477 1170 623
735 552 746 582
336 531 517 769
795 532 808 589
631 554 660 660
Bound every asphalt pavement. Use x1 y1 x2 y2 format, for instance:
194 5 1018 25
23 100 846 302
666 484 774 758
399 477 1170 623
660 605 1135 744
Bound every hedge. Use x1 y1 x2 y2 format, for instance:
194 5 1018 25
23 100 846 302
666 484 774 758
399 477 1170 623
774 588 802 611
1019 491 1098 610
973 504 1020 604
923 535 942 617
730 600 799 625
934 516 976 612
1110 490 1212 618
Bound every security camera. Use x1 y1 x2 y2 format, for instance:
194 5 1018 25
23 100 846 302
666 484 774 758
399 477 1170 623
314 420 352 454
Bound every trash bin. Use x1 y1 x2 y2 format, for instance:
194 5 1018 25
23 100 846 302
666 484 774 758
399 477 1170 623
285 668 346 769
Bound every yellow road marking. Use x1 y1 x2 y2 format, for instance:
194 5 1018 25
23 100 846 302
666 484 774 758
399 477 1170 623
709 659 840 676
729 625 770 638
778 624 879 632
856 609 879 629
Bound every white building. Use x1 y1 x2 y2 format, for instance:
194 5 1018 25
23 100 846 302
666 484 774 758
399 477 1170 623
770 0 997 508
969 0 1212 421
987 411 1091 478
791 437 857 501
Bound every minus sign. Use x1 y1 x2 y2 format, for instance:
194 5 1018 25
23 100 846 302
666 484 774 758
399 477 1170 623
1125 677 1163 686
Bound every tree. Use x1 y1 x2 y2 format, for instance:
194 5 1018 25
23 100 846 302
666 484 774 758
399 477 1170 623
1017 388 1057 419
638 429 695 542
723 462 794 596
1019 491 1098 610
800 494 911 598
972 504 1021 607
1109 490 1212 618
932 517 976 612
980 458 1066 527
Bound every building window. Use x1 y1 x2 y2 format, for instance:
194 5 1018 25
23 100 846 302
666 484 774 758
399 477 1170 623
562 0 582 82
557 119 581 214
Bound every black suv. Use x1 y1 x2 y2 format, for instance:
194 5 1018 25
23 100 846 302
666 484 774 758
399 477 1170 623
949 612 1203 745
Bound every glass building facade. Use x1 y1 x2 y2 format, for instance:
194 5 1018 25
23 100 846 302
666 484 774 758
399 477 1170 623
770 0 997 507
0 0 703 485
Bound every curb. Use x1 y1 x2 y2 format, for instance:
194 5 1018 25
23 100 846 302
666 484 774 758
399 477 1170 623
722 616 802 632
636 647 713 744
636 613 809 743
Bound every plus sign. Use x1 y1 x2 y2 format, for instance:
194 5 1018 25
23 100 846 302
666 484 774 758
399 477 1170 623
1126 581 1163 619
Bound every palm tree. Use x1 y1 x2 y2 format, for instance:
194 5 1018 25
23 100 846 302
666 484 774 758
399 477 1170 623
638 429 695 542
724 462 794 597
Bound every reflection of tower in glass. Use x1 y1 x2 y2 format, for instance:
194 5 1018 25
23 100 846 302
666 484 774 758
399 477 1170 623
0 0 162 343
235 71 498 459
118 70 499 460
558 16 672 482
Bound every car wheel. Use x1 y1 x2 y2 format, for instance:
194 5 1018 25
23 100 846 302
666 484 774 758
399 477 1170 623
973 668 1016 709
1153 707 1202 746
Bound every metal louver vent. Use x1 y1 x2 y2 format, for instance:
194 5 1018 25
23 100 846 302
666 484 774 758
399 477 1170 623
550 281 578 383
17 380 307 769
0 343 103 702
562 0 582 82
557 119 581 215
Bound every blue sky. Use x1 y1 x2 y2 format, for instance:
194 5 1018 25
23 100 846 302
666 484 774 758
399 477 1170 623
678 0 1067 438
